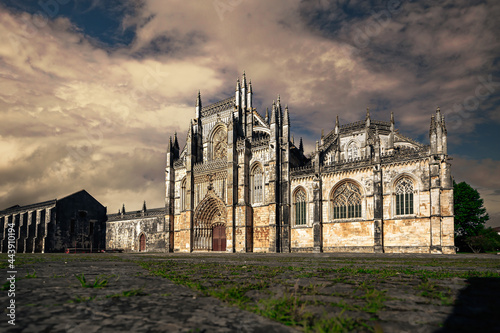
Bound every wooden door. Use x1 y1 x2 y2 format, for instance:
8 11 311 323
212 224 226 251
139 234 146 252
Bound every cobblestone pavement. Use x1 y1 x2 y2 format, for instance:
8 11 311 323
1 253 499 332
1 258 298 333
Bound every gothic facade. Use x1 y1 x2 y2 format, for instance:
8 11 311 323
162 73 455 254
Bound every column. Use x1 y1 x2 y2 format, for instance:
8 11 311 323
41 208 51 253
312 178 323 253
26 211 36 253
373 165 384 253
13 214 21 253
18 212 28 253
34 210 43 253
429 161 442 253
0 216 7 253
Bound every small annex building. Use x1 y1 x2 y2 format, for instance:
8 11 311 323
0 190 107 253
106 202 167 252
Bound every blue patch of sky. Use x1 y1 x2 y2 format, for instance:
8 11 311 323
1 0 136 47
449 123 500 161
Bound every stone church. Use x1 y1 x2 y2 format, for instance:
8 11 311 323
159 73 454 254
107 73 455 254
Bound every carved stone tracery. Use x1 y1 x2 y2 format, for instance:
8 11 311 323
192 189 227 250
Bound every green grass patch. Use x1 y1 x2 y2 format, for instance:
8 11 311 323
24 270 37 279
106 288 147 298
305 310 372 333
75 273 108 288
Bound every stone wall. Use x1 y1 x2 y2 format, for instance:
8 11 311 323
106 216 167 252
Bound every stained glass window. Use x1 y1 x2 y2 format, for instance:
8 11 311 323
294 188 307 225
251 165 264 204
181 178 187 211
395 178 414 215
332 182 362 219
347 142 358 160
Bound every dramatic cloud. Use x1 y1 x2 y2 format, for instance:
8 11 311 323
0 0 499 225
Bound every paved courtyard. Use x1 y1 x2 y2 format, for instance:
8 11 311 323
1 253 499 332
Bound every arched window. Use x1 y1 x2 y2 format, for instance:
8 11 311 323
347 142 358 160
293 188 307 225
395 177 414 215
180 178 187 211
251 164 264 204
212 126 227 159
332 182 362 219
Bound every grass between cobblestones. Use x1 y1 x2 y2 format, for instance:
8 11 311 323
2 253 499 332
134 254 499 332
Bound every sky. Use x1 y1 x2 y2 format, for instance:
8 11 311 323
0 0 499 227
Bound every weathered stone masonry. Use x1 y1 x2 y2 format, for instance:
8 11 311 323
107 73 455 254
106 205 167 252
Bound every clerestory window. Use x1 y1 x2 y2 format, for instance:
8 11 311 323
347 142 358 160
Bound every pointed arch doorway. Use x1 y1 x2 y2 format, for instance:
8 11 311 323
193 192 227 251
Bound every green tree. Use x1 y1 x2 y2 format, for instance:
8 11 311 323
463 228 500 253
454 181 490 252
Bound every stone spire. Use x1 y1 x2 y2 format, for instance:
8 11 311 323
265 107 269 123
335 115 339 135
365 107 371 127
121 204 126 214
283 105 289 126
429 107 441 154
441 109 447 155
241 72 247 109
276 95 282 126
435 107 442 153
270 101 276 124
173 132 179 151
235 78 241 108
388 112 395 150
142 200 147 212
166 136 172 153
247 79 253 110
429 115 436 137
283 104 290 141
196 90 201 107
299 137 304 153
195 90 202 118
